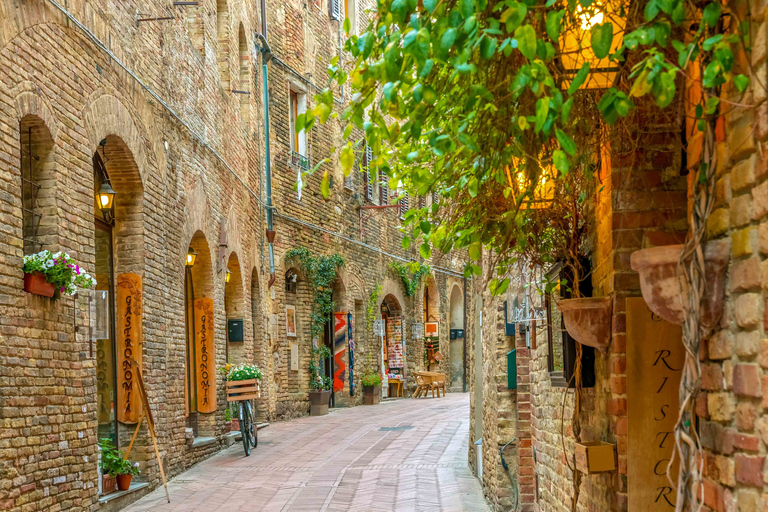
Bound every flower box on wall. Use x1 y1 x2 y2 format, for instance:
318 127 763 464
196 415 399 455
575 441 616 474
23 271 55 297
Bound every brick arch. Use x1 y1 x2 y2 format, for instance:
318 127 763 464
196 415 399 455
82 93 149 186
179 175 214 270
12 85 60 142
379 277 407 314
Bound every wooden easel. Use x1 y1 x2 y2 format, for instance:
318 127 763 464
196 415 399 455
123 359 170 503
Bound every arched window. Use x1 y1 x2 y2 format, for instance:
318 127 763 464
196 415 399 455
217 0 230 90
285 269 298 294
238 24 250 125
19 115 55 254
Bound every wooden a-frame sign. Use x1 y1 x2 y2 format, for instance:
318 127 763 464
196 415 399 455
123 359 170 504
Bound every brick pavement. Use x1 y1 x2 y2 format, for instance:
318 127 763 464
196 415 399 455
124 393 488 512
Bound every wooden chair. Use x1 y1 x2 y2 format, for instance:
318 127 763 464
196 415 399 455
433 373 446 398
413 374 428 398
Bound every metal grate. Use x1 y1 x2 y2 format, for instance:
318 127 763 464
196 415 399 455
290 151 310 171
21 126 42 254
379 426 414 431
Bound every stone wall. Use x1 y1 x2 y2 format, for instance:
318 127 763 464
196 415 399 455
0 0 468 510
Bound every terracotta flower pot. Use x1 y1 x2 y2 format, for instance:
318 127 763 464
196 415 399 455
309 390 331 416
558 297 613 351
23 271 55 297
116 474 132 491
102 474 117 494
231 418 240 431
630 239 731 328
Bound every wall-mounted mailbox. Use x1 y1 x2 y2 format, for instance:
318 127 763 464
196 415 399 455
504 301 515 336
450 329 465 340
507 349 517 389
228 319 244 342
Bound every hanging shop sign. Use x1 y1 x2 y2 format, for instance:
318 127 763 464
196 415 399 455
626 297 683 510
425 322 438 338
116 273 143 423
194 297 217 413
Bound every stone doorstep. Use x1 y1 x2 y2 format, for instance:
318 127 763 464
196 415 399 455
98 482 150 511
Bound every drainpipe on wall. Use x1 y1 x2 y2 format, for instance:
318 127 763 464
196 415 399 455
255 32 276 288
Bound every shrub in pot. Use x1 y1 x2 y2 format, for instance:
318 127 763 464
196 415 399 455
361 373 382 405
98 439 140 493
308 346 332 416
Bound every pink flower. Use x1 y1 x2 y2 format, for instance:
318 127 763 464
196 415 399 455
60 286 65 292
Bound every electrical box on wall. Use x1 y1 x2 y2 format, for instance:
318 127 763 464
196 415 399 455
507 349 517 389
228 319 244 342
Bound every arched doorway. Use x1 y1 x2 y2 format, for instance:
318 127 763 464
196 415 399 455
380 294 404 398
91 135 144 452
449 285 465 391
423 276 439 371
224 252 245 364
184 231 216 437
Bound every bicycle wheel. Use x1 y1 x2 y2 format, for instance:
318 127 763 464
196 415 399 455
240 402 251 456
245 401 258 448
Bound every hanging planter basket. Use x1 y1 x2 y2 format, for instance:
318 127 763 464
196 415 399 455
558 297 612 351
23 271 55 297
630 239 731 328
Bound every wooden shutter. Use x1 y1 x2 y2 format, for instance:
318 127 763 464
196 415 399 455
364 145 373 200
379 170 388 204
330 0 341 20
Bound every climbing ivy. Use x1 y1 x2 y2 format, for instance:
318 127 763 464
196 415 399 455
389 262 431 297
366 284 382 332
285 247 345 342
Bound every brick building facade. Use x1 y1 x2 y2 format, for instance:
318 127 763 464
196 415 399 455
0 0 467 510
469 6 768 512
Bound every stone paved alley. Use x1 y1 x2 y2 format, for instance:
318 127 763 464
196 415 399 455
123 394 488 512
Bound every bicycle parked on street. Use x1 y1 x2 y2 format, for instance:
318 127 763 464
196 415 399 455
223 364 263 457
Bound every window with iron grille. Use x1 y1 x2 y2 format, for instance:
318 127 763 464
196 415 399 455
400 192 409 219
20 117 54 255
418 196 426 209
431 191 439 206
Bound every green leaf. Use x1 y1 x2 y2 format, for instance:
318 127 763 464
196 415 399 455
545 10 564 42
313 103 331 123
515 24 537 60
412 83 424 103
652 70 676 108
502 2 527 33
468 243 481 261
423 0 438 13
340 145 355 176
555 128 577 156
489 277 509 296
441 28 457 54
343 17 351 34
419 243 432 259
590 22 613 59
734 74 750 92
420 220 432 235
644 0 659 21
468 177 479 197
320 170 331 199
567 62 590 95
534 97 549 133
553 149 569 174
422 86 437 105
561 97 574 124
703 2 721 27
402 236 412 249
480 36 497 59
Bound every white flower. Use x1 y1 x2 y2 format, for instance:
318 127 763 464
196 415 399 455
53 252 62 258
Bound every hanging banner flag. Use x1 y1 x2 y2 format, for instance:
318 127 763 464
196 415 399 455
347 311 354 396
333 312 347 393
116 273 143 424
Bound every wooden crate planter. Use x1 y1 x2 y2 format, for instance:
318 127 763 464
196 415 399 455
226 379 260 402
102 474 116 494
575 442 616 474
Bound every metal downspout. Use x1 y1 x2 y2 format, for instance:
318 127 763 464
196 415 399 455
256 31 276 287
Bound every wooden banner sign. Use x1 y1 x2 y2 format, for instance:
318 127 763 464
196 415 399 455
194 297 217 413
626 297 684 511
116 273 143 423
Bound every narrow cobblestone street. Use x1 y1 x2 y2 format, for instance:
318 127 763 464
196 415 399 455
124 394 488 512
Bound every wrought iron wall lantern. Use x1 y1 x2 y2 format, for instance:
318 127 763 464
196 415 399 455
186 246 198 268
225 269 232 283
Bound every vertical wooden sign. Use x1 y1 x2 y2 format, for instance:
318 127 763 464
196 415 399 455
194 297 217 413
626 297 684 511
116 273 143 424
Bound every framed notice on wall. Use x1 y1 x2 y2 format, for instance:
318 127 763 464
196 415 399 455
286 305 297 337
290 343 299 371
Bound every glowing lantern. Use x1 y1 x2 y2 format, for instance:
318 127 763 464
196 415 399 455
559 1 626 90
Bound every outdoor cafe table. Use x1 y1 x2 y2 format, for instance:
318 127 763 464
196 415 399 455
413 371 445 398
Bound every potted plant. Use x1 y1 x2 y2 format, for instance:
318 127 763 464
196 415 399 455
22 250 97 298
361 373 382 405
308 346 332 416
98 439 139 493
224 408 232 433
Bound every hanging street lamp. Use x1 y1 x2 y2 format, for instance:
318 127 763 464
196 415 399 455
186 246 198 268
